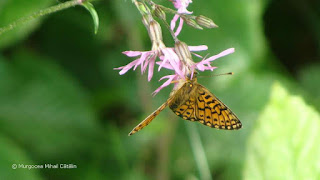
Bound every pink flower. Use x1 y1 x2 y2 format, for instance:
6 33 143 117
151 46 235 95
152 74 179 96
114 51 157 81
157 48 183 77
116 0 236 98
172 0 193 14
115 18 188 81
114 44 185 81
193 48 235 71
170 0 193 36
156 45 209 71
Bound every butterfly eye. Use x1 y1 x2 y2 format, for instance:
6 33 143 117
189 84 193 87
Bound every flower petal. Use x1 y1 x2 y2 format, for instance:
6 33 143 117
147 57 155 81
158 55 169 71
204 48 235 62
188 45 208 52
122 51 143 57
194 48 234 72
170 14 180 30
162 49 185 78
152 75 177 96
156 61 174 70
195 62 217 71
191 52 203 58
115 59 139 75
173 0 193 14
174 17 184 36
133 52 149 70
159 74 175 81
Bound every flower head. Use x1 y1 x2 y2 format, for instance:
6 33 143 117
115 0 236 97
115 19 185 81
193 48 235 72
170 0 193 36
172 0 193 14
115 39 189 82
151 45 235 95
114 50 156 81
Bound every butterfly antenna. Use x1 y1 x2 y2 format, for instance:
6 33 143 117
198 72 234 78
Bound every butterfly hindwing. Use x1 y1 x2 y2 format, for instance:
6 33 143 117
171 96 197 122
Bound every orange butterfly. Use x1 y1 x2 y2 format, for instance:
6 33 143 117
129 73 242 136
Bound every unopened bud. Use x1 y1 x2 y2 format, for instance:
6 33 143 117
182 17 203 30
196 15 218 28
142 15 151 27
153 5 166 20
148 20 163 42
137 2 151 15
175 41 193 64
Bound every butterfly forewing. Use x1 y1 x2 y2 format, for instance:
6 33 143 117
197 84 242 130
169 83 242 130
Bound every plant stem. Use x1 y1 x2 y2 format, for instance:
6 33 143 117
0 0 93 36
139 0 178 42
186 123 212 180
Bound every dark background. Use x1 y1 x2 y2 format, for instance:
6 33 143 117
0 0 319 179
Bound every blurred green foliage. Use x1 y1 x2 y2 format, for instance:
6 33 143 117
244 83 320 179
0 0 319 179
0 0 53 48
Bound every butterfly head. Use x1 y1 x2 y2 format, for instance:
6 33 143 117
186 71 198 84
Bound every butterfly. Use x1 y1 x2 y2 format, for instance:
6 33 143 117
128 72 242 136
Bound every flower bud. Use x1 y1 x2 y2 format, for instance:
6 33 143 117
175 41 194 66
142 15 150 27
137 2 151 15
196 15 218 28
182 17 203 30
153 5 166 20
148 20 163 42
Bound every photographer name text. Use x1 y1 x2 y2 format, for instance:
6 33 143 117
12 163 77 170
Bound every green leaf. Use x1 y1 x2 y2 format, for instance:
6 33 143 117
0 51 100 160
81 2 99 34
0 0 53 49
243 82 320 180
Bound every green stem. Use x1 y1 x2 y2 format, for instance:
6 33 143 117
0 0 93 36
186 123 212 180
139 0 178 42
